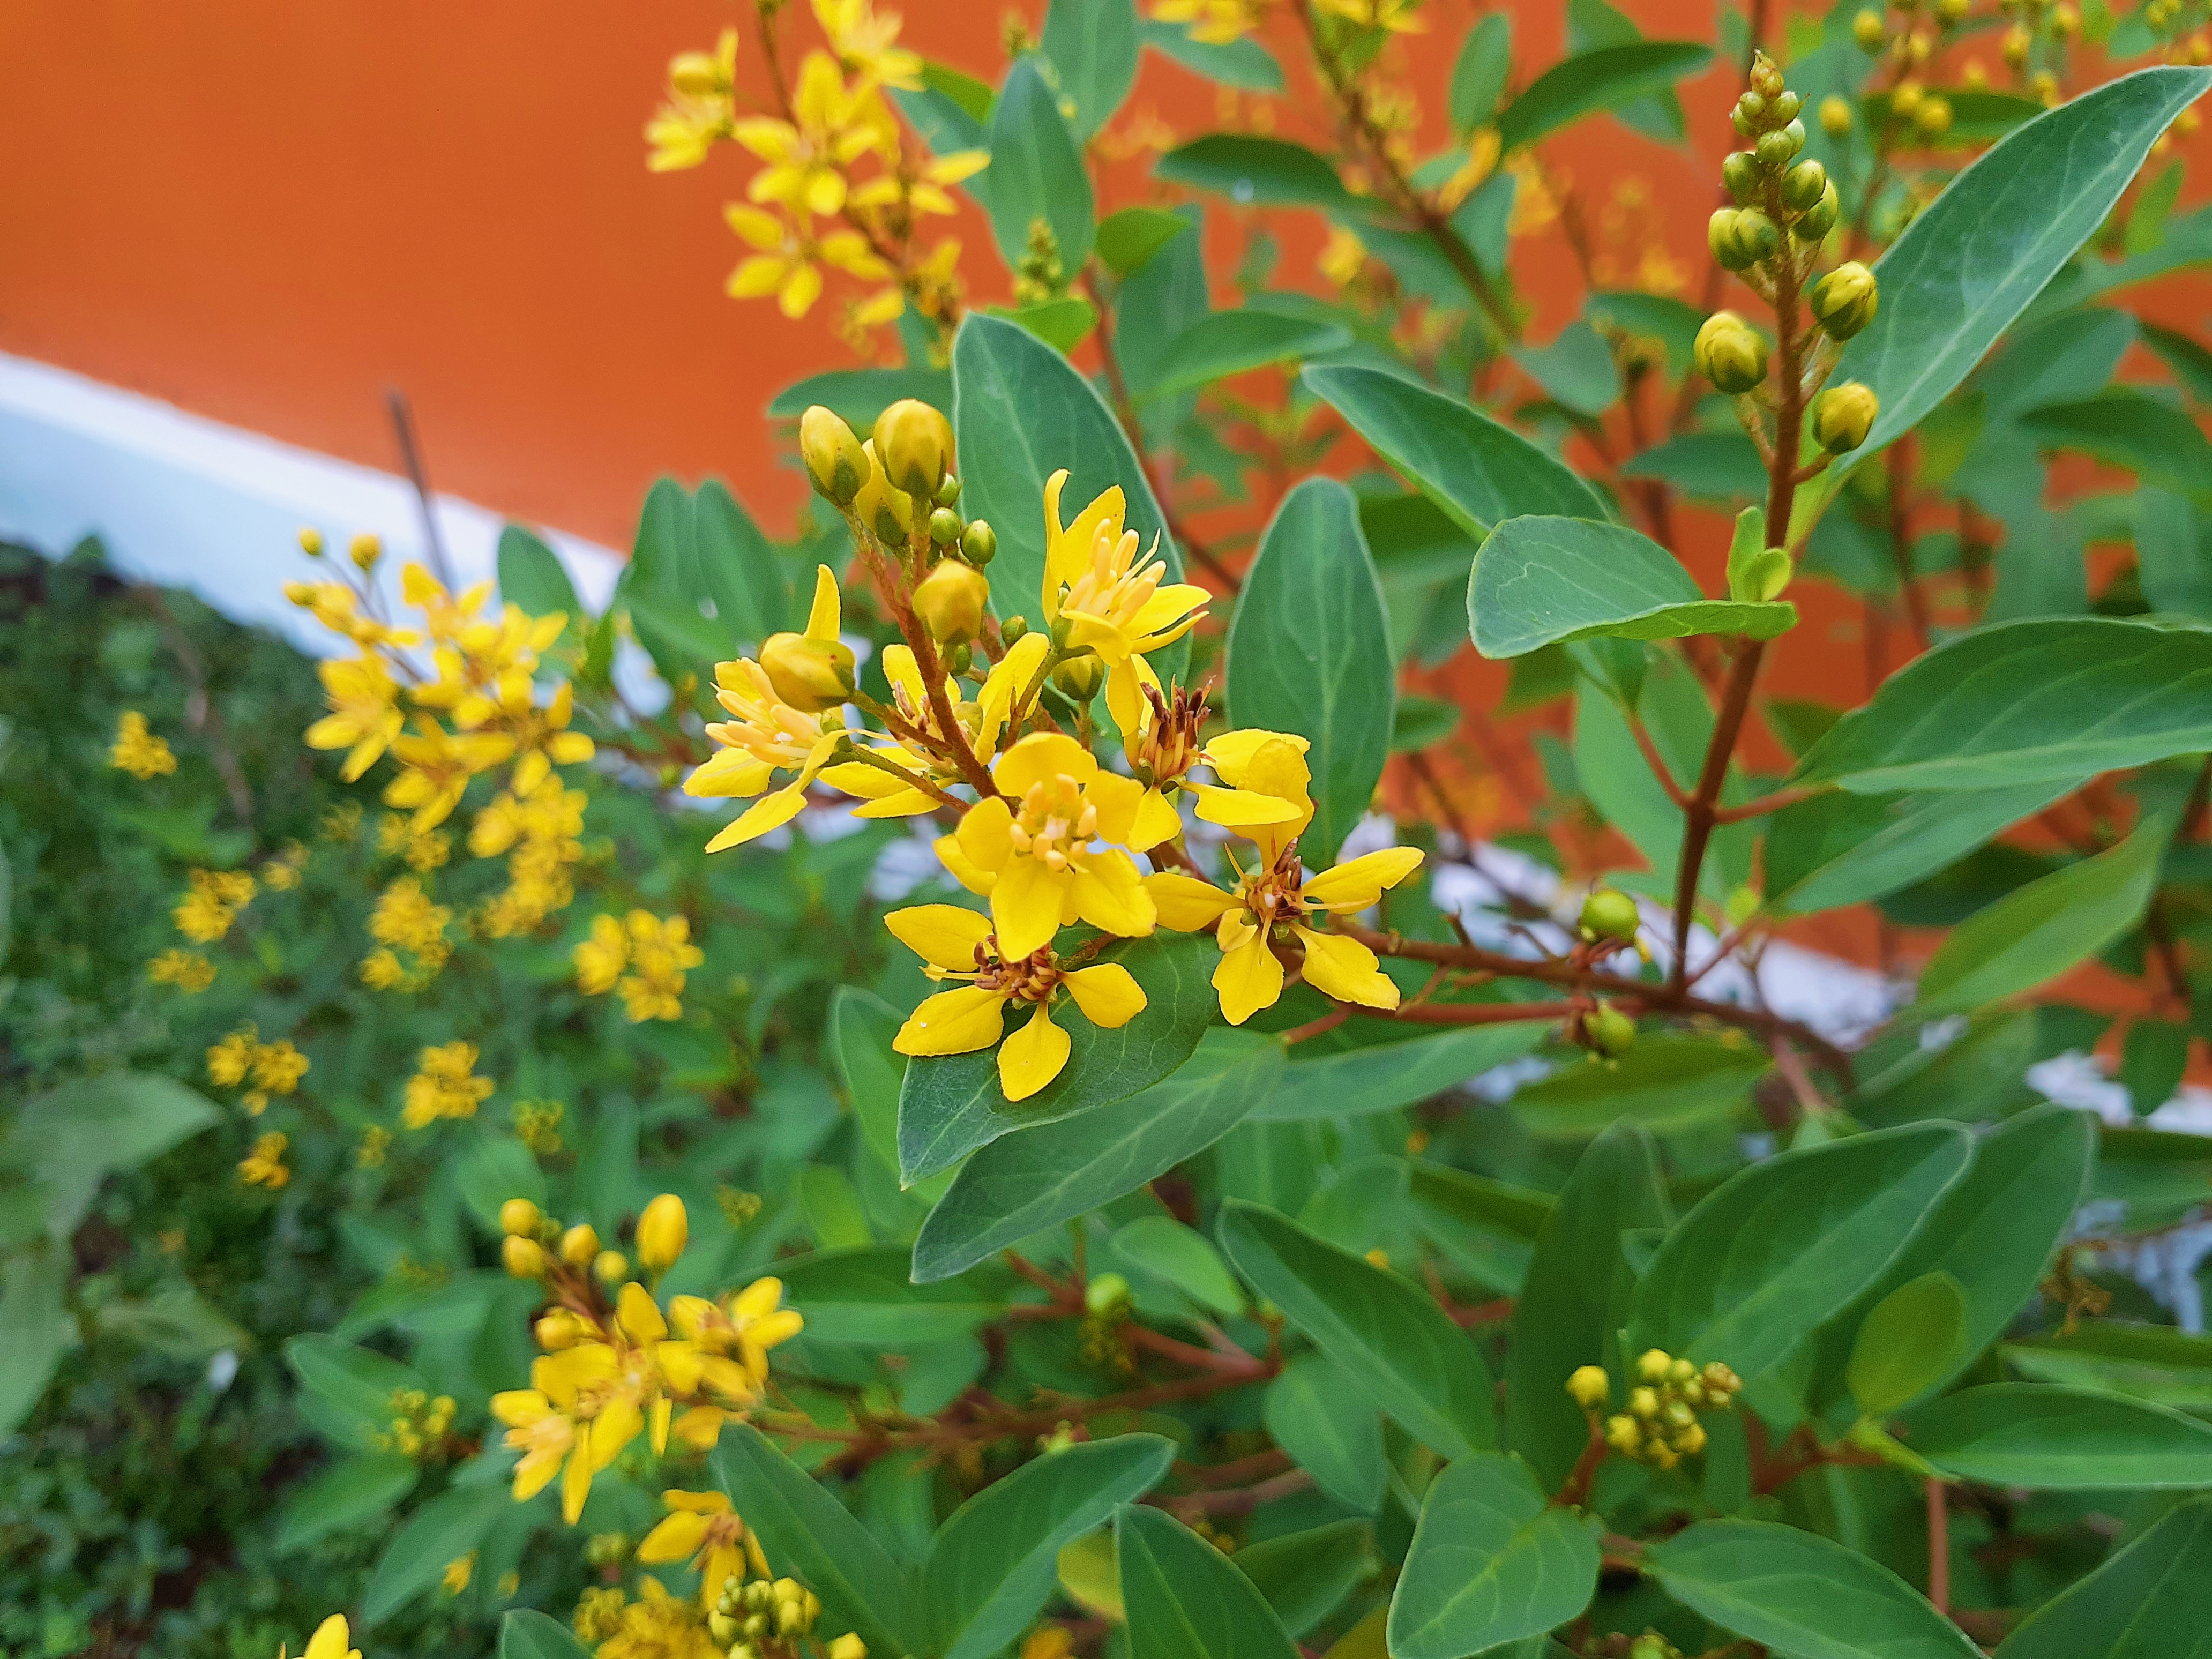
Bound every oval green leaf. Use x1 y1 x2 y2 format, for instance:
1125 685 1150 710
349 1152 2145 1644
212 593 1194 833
985 56 1094 274
1905 1384 2212 1489
1135 310 1352 401
1496 41 1714 151
1993 1498 2212 1659
1388 1453 1602 1659
1847 1271 1969 1419
1262 1355 1387 1512
1116 1504 1300 1659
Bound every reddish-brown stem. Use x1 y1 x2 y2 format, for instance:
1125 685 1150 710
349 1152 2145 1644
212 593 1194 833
1375 999 1581 1027
1279 1005 1353 1045
1553 1420 1611 1508
1627 713 1693 809
1127 1324 1268 1378
1710 782 1824 825
1925 1478 1952 1616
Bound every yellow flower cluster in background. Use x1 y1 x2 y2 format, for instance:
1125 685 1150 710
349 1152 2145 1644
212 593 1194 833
238 1131 290 1190
574 910 705 1022
206 1022 310 1116
173 868 256 943
402 1040 495 1129
108 709 177 779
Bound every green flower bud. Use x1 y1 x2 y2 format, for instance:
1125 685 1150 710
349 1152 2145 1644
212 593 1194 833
1720 207 1781 268
1000 614 1028 644
1084 1272 1132 1316
1812 382 1879 453
961 520 998 565
870 398 954 499
1819 93 1854 136
928 506 962 545
1770 89 1803 124
1782 158 1828 212
1736 91 1768 125
1052 653 1105 702
1730 103 1759 138
1755 122 1803 169
913 559 990 645
1721 150 1761 201
1580 887 1642 944
800 405 869 507
947 641 974 676
933 472 963 508
1587 1003 1638 1058
760 631 859 711
1694 310 1769 394
1792 180 1841 243
1853 6 1886 49
1749 54 1784 99
1809 261 1879 339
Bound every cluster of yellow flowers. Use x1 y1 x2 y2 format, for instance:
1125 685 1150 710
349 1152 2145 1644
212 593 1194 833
646 0 981 329
1567 1349 1743 1471
173 867 257 944
574 910 706 1023
513 1097 567 1155
491 1196 802 1526
370 1387 458 1461
108 709 177 779
238 1131 290 1190
364 874 454 990
205 1023 310 1115
401 1040 496 1129
471 774 590 937
1152 0 1419 48
147 947 216 993
684 399 1423 1102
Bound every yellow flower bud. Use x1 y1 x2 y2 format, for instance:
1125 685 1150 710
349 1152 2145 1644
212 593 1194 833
594 1248 630 1285
800 406 870 508
2051 2 2079 38
348 533 382 572
1566 1365 1612 1409
535 1308 593 1349
1852 7 1886 49
827 1635 868 1659
1085 1272 1132 1317
499 1198 541 1237
1051 653 1106 703
1702 1360 1742 1396
1811 263 1878 342
759 631 857 713
559 1223 601 1266
637 1193 689 1274
2002 22 2031 65
1819 93 1854 137
1694 311 1769 395
1672 1421 1709 1457
1646 1440 1680 1470
1636 1348 1673 1383
297 526 326 558
1668 1357 1697 1385
502 1235 547 1279
851 439 914 545
1936 0 1968 23
1605 1414 1642 1453
871 399 954 500
1629 1385 1662 1418
1813 382 1879 453
913 559 991 646
1915 93 1953 137
1781 158 1828 213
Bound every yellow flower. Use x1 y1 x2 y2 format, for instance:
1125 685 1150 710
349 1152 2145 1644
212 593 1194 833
207 1027 256 1087
305 654 405 782
731 51 894 217
147 948 216 993
937 732 1157 961
285 1613 361 1659
1439 126 1502 211
591 1576 721 1659
443 1551 475 1594
1141 739 1424 1023
357 1125 392 1168
592 914 705 1023
174 868 255 943
239 1131 290 1189
109 710 177 779
821 633 1050 815
1316 0 1425 30
251 1039 310 1096
724 205 892 318
1151 0 1267 45
1317 226 1368 288
813 0 925 89
383 720 517 833
574 913 630 995
646 29 739 171
1040 470 1210 733
887 905 1147 1101
848 148 991 218
1121 687 1311 852
637 1488 765 1608
402 1041 495 1129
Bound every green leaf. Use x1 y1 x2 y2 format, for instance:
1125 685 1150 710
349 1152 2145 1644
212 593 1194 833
832 985 913 1190
1630 1124 1972 1381
1470 517 1795 660
1116 1504 1300 1659
985 57 1094 274
1250 1022 1548 1122
495 525 580 629
1619 432 1767 505
453 1133 545 1233
1040 0 1139 141
1512 322 1620 417
1217 1200 1495 1460
499 1611 594 1659
1388 1453 1602 1659
1225 477 1394 863
1305 365 1608 537
1847 1272 1969 1418
1390 693 1459 752
1110 1215 1243 1317
1095 205 1192 276
1155 134 1357 212
1992 1497 2212 1659
286 1334 433 1451
952 312 1180 664
927 1435 1176 1659
4 1072 219 1237
1915 812 2170 1015
1495 42 1713 151
912 1031 1282 1282
925 61 997 123
1450 12 1513 130
1793 618 2212 793
990 295 1099 352
362 1483 511 1624
1647 1519 1979 1659
1905 1384 2212 1488
1509 1036 1768 1140
2022 388 2212 500
95 1284 250 1360
1235 1520 1374 1638
775 1246 1002 1344
0 1247 74 1434
768 365 955 428
696 479 792 647
1139 20 1286 92
1135 310 1352 401
1506 1123 1670 1488
1805 67 2212 528
1765 778 2080 915
898 933 1219 1186
275 1453 420 1553
714 1423 929 1658
2006 1322 2212 1412
1264 1355 1386 1511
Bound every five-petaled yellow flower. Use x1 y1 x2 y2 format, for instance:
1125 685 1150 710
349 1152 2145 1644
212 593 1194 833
725 206 894 319
638 1488 769 1608
887 905 1148 1100
1041 470 1210 734
732 51 894 218
1122 685 1312 852
936 733 1157 961
1144 739 1424 1023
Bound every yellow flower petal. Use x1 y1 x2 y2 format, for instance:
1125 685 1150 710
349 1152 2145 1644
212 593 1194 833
1144 871 1239 932
1205 727 1311 783
1067 849 1156 939
727 255 791 300
1129 787 1184 851
705 785 807 851
561 1439 594 1525
992 853 1069 961
638 1510 711 1564
955 795 1015 873
1302 846 1426 911
1085 768 1146 845
779 261 825 318
304 1614 360 1659
1192 783 1304 829
885 904 995 970
995 730 1096 798
998 1002 1072 1101
1295 925 1400 1008
894 985 1010 1055
1213 926 1284 1026
803 564 842 642
935 831 997 895
1063 963 1147 1028
618 1281 668 1343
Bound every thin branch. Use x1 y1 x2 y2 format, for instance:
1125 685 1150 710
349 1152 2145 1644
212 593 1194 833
386 389 457 593
134 587 257 833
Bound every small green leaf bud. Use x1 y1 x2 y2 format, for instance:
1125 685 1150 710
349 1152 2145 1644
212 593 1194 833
1853 6 1886 49
1694 311 1769 394
1813 382 1880 453
1915 93 1954 136
999 614 1028 644
1810 261 1879 339
1587 1003 1638 1058
933 472 962 509
1084 1272 1132 1317
1051 653 1105 702
800 405 870 507
960 520 998 565
1819 93 1854 136
870 398 953 500
913 559 990 645
1580 887 1641 944
1792 180 1841 243
1781 157 1828 212
1721 150 1761 201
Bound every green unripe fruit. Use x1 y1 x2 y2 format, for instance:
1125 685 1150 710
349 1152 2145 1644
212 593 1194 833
961 520 998 565
933 472 962 508
1587 1004 1638 1058
799 405 869 508
1781 158 1828 212
871 398 954 499
1052 653 1105 701
1813 382 1880 453
1721 150 1761 201
1694 310 1769 393
1810 260 1879 339
1580 887 1642 944
928 506 962 545
999 614 1028 644
1085 1272 1132 1316
1793 180 1841 242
